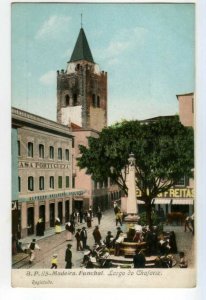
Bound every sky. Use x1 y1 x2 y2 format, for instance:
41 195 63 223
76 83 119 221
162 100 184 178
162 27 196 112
11 2 195 125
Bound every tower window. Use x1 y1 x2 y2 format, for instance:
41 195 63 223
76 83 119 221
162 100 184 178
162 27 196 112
28 142 33 158
73 94 78 106
65 95 70 106
39 144 44 158
97 96 100 108
92 94 96 107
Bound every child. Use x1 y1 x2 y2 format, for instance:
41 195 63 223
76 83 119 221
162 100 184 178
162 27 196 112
51 254 58 269
179 251 188 268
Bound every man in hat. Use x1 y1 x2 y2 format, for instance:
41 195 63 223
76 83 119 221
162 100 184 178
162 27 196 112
75 228 83 251
80 227 87 250
65 244 72 269
28 238 40 264
92 226 102 245
133 249 146 268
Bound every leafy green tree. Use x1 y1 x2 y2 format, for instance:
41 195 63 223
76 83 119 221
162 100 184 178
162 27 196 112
78 116 194 227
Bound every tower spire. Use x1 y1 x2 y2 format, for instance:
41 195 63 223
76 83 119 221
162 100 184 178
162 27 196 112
81 13 83 28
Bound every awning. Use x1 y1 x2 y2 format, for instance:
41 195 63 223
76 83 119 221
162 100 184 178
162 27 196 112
153 198 172 205
172 199 194 205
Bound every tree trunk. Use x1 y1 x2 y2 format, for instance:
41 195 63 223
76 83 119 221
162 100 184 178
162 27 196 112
145 200 153 229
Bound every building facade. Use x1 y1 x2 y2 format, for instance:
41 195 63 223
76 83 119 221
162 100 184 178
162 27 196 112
177 92 194 127
12 107 85 238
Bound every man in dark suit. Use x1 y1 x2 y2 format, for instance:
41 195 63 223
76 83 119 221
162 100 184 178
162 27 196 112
133 249 146 268
65 244 72 269
80 227 87 250
75 228 83 251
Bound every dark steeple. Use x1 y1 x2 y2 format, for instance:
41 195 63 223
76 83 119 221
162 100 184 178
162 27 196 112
69 28 94 63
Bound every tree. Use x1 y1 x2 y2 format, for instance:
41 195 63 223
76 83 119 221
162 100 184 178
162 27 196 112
77 116 194 227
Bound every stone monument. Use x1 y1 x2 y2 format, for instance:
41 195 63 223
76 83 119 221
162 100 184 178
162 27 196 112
123 153 139 223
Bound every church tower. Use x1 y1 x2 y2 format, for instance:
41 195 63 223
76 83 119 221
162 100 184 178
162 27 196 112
57 28 107 132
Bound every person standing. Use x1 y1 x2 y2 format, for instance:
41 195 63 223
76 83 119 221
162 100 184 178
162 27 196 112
36 218 44 236
55 217 61 234
133 249 146 268
115 210 122 226
65 244 72 269
80 227 88 250
88 206 93 219
75 229 83 251
65 222 73 241
92 226 102 245
86 212 92 228
179 251 188 268
96 209 102 225
51 254 58 269
28 239 40 264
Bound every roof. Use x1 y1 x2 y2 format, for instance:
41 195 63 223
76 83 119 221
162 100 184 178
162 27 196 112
69 28 94 63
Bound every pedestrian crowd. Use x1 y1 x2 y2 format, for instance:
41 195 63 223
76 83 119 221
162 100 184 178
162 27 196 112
12 204 193 270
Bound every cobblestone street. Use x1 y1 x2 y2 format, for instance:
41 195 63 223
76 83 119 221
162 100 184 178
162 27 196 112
13 208 195 269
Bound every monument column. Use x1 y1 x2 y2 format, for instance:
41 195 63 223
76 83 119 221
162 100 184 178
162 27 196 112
126 153 138 214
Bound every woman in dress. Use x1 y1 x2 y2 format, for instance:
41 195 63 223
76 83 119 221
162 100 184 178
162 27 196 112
55 217 61 234
65 222 73 241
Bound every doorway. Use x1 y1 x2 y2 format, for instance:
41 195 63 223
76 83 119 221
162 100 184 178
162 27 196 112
39 205 45 230
27 207 34 235
50 203 55 227
58 202 63 224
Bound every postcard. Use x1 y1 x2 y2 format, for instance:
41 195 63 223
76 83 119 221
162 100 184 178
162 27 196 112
11 1 196 288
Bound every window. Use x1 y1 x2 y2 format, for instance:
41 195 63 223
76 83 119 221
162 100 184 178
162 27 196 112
97 96 100 107
18 141 21 156
176 176 186 186
58 176 62 189
49 176 54 189
18 176 21 192
72 138 75 148
72 176 75 188
28 176 34 191
49 146 54 159
58 148 62 160
92 94 96 107
65 149 69 161
94 181 98 189
39 144 44 158
73 94 77 106
66 176 70 188
104 179 108 188
28 142 33 157
39 176 44 191
65 95 70 106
